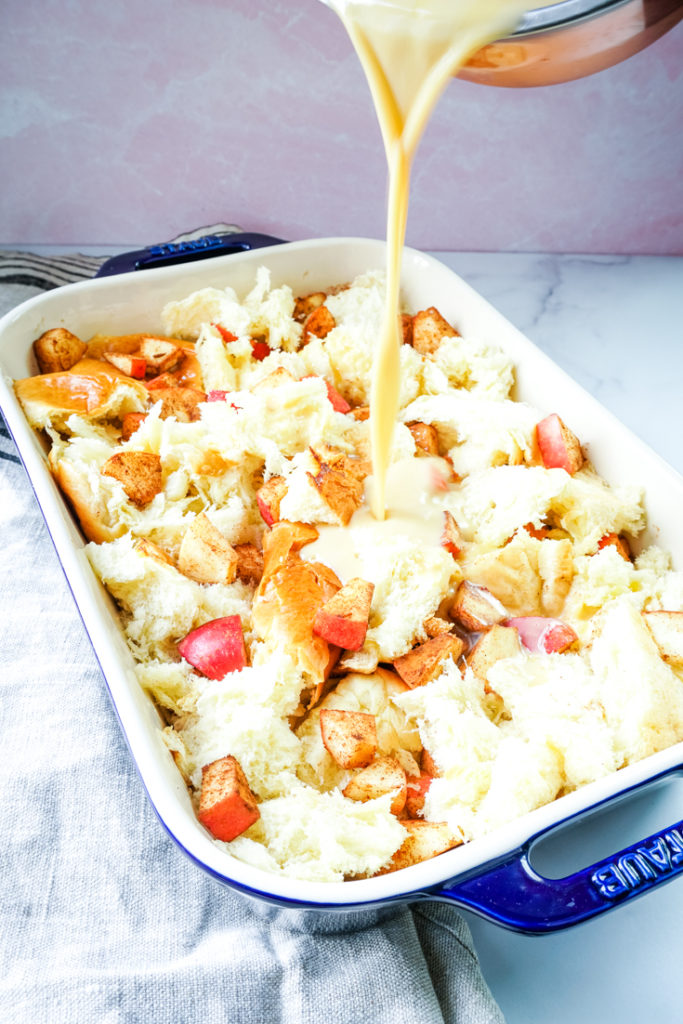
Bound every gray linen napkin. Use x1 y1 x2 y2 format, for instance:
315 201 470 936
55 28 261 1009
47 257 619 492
0 249 505 1024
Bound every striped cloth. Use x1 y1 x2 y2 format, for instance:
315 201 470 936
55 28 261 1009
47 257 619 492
0 250 106 466
0 247 504 1024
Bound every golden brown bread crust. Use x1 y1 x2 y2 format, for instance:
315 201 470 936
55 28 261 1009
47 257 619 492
52 459 126 544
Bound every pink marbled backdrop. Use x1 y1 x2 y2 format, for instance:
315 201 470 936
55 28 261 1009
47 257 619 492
1 0 682 253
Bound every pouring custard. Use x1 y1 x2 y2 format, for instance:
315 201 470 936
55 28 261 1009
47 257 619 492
322 0 531 520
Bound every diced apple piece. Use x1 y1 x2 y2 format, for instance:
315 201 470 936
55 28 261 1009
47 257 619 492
138 337 182 372
212 323 238 344
252 367 296 393
178 512 238 585
503 616 578 654
411 307 459 355
178 615 246 679
303 305 336 342
405 773 433 819
319 709 377 769
535 413 584 475
150 386 206 423
343 756 407 815
393 634 464 689
33 328 87 374
293 291 327 323
233 542 264 585
250 339 271 361
121 412 147 442
324 380 351 414
103 352 147 378
421 748 440 777
423 616 453 638
468 624 522 683
101 451 162 506
400 313 413 346
597 532 631 561
407 421 439 456
378 820 461 874
308 462 363 526
523 522 551 541
450 581 507 632
198 755 260 842
642 611 683 666
145 372 180 390
313 577 374 651
441 510 462 558
134 537 174 565
256 475 287 526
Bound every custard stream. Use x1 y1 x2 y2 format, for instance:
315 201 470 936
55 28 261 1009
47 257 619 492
325 0 529 519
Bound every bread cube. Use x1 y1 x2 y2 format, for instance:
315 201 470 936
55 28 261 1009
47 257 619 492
102 451 162 506
343 756 407 815
319 709 378 769
33 328 87 374
178 512 239 585
198 755 260 842
642 611 683 666
393 634 464 689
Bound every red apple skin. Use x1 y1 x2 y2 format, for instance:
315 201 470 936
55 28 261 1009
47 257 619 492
251 340 271 361
178 616 246 679
105 353 147 378
199 789 259 841
213 324 238 344
312 609 367 651
535 413 583 474
503 616 578 654
256 492 276 527
324 380 351 414
405 773 433 818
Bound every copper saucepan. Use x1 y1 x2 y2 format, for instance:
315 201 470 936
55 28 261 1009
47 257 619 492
459 0 683 86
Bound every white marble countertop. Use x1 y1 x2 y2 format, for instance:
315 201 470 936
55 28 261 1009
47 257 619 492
8 245 683 1024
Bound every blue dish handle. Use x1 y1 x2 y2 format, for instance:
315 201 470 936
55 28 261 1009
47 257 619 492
95 231 286 277
432 767 683 933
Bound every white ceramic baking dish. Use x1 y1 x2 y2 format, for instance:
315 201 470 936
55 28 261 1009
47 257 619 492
2 236 683 932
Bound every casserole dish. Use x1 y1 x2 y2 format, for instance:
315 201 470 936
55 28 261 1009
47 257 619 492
2 236 683 932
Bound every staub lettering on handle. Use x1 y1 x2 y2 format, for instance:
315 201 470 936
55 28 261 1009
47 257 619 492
591 827 683 898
